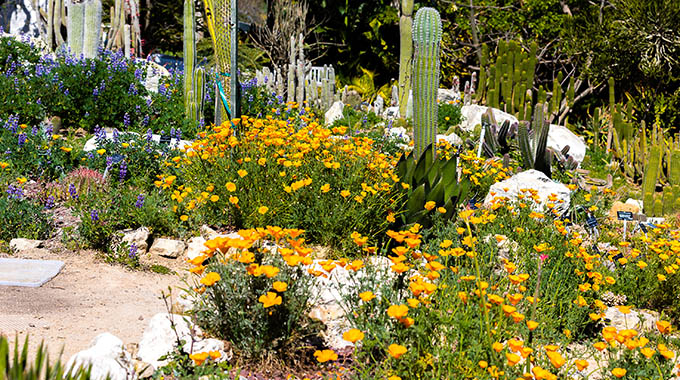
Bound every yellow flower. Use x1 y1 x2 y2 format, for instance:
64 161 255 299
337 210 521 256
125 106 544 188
342 328 365 343
546 351 565 369
121 142 129 148
258 206 269 214
387 344 407 359
492 342 503 352
258 291 282 308
611 368 626 378
656 320 671 334
180 215 189 222
616 305 632 314
359 291 376 302
60 147 72 153
96 149 106 155
527 320 539 331
575 359 589 371
340 190 351 198
16 177 27 184
229 196 239 205
209 195 219 202
387 376 401 380
424 201 436 211
320 183 331 193
237 169 248 178
226 182 236 192
313 349 338 363
387 304 408 319
658 274 667 281
386 212 396 223
189 352 209 365
506 352 521 366
200 272 221 286
272 281 288 292
437 207 446 214
0 162 8 169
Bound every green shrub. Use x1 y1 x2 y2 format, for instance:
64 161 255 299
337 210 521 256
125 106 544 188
165 116 401 253
0 123 79 181
437 101 464 134
189 228 321 361
0 192 52 242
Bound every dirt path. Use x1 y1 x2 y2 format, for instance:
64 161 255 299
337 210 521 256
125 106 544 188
0 244 186 362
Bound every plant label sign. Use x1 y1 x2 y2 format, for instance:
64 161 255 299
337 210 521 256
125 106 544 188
617 211 634 221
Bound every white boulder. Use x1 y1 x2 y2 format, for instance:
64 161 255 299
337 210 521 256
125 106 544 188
436 133 462 146
386 127 410 143
484 169 571 214
82 132 192 152
66 333 134 380
459 105 518 133
148 238 186 259
137 313 195 369
604 307 660 332
548 124 586 165
9 238 43 252
116 227 150 255
324 101 345 126
438 88 461 104
185 236 207 261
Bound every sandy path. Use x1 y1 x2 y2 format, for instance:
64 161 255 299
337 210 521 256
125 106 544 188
0 245 186 362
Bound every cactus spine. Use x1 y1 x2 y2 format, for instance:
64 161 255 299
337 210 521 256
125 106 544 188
411 7 442 160
398 0 414 117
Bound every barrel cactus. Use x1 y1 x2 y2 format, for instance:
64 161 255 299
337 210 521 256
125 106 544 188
411 7 442 161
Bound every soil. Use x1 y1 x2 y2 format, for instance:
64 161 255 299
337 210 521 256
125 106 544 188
0 235 187 362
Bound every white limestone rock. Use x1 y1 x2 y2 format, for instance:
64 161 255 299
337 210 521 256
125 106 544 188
9 238 43 252
324 100 345 126
148 238 186 259
459 105 518 133
66 333 134 380
548 124 587 165
185 236 207 261
484 169 571 214
436 133 462 146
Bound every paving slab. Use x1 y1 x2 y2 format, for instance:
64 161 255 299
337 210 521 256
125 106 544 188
0 258 64 287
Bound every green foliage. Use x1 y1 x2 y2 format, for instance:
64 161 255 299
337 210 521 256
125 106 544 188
164 118 400 253
437 102 464 134
191 232 321 361
75 186 179 255
394 144 469 229
0 195 52 242
0 124 79 181
0 335 93 380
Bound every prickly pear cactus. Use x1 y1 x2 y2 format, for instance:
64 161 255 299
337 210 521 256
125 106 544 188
411 7 442 161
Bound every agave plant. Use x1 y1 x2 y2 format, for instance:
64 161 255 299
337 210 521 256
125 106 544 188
0 335 93 380
394 143 470 229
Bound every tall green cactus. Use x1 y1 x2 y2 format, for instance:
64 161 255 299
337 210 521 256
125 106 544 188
184 0 196 118
67 1 85 56
411 7 442 161
642 145 662 216
67 0 102 58
398 0 414 117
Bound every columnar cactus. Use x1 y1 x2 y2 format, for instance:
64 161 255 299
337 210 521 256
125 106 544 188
411 7 442 160
67 1 84 55
82 0 102 58
184 0 196 118
398 0 414 117
287 35 296 104
67 0 102 58
296 33 305 106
